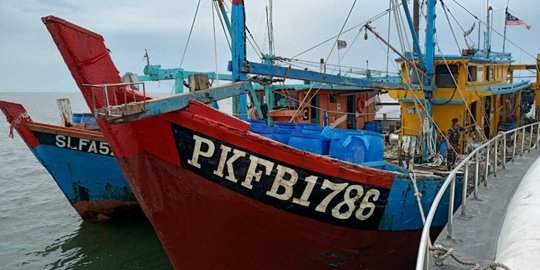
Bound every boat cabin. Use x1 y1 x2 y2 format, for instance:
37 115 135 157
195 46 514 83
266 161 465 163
253 85 380 130
388 52 535 153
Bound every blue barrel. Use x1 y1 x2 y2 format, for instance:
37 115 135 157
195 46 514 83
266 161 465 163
249 124 273 139
362 160 387 169
294 123 320 131
364 120 383 133
329 129 366 164
72 113 97 126
247 119 266 126
272 128 294 144
288 129 329 155
274 121 297 130
361 130 384 162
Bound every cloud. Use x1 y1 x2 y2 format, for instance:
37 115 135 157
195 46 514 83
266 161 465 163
0 0 539 92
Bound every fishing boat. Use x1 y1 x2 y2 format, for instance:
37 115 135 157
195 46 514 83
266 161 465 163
41 0 538 268
0 100 142 222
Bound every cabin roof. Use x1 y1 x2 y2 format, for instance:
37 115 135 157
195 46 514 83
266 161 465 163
397 51 513 65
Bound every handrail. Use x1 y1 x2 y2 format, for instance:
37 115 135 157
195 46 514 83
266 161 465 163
82 82 147 119
415 121 540 269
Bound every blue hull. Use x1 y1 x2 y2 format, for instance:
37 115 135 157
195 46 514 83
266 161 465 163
381 174 464 230
29 128 141 222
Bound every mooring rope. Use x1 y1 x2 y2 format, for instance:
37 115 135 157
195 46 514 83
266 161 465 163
8 112 30 138
430 244 511 270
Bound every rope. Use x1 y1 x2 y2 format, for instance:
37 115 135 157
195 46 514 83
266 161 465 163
287 83 317 122
409 170 427 223
8 112 30 138
430 244 511 270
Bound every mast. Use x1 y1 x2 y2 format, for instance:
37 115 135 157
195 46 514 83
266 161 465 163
231 0 248 120
413 0 420 53
422 0 437 162
484 1 493 55
268 0 275 57
265 0 275 125
401 0 425 68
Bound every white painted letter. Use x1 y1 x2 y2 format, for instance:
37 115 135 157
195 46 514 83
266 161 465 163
355 189 380 221
188 135 215 169
99 142 109 155
88 140 97 153
241 156 274 189
212 144 246 182
266 165 298 200
79 138 89 150
292 176 318 207
55 135 66 147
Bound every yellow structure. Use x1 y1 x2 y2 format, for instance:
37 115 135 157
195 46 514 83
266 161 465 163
388 54 538 153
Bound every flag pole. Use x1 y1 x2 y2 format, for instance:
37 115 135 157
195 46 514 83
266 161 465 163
502 0 510 53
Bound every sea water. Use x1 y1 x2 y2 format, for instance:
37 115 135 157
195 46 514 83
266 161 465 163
0 93 172 270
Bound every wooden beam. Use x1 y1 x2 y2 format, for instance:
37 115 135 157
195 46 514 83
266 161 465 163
98 82 250 124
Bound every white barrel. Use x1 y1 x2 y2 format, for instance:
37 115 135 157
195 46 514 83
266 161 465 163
496 155 540 269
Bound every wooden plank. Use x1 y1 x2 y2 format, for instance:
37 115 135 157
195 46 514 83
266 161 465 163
26 123 106 142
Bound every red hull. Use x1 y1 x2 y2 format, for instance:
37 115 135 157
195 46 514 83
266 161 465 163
43 16 435 269
118 140 432 269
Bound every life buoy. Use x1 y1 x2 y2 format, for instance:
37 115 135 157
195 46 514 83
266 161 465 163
356 98 366 113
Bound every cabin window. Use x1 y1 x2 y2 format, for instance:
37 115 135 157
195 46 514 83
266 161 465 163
485 66 491 81
435 64 458 88
477 66 484 82
329 94 337 103
467 66 477 82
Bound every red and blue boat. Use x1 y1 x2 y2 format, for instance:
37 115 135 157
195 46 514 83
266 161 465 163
0 100 142 222
41 5 462 268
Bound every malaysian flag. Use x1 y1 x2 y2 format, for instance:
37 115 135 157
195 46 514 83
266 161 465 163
506 11 531 30
337 40 347 49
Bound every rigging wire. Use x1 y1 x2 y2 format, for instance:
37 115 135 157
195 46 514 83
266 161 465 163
386 0 392 76
336 26 363 68
441 0 476 48
222 0 265 60
211 0 219 85
213 0 232 50
440 0 462 54
385 0 460 158
291 2 403 59
178 0 202 69
450 0 538 61
325 0 358 65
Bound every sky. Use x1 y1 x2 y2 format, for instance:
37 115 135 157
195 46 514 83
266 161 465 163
0 0 539 92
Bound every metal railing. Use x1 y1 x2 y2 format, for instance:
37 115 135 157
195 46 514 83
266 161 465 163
83 82 147 119
415 121 540 270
